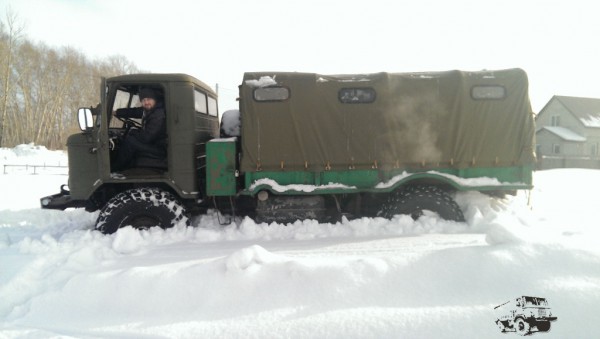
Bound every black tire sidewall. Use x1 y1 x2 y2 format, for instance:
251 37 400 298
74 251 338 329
96 188 187 234
379 185 465 222
536 321 551 332
515 318 530 336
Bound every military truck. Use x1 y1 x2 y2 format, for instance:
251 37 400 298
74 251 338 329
494 296 557 335
41 69 536 233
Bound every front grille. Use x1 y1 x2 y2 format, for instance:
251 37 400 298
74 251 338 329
538 309 547 317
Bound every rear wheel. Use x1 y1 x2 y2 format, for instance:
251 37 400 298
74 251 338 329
96 187 189 234
536 321 551 332
378 185 465 222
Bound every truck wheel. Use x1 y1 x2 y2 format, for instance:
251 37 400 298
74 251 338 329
96 187 189 234
536 321 551 332
515 318 530 336
378 185 465 222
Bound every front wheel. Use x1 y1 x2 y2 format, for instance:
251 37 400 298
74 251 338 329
515 318 531 336
377 185 465 222
496 320 506 333
96 187 189 234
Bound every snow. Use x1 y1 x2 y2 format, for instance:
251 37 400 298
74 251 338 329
539 126 587 142
244 76 277 88
220 110 241 137
208 137 237 143
580 115 600 128
249 178 356 193
375 171 522 189
1 144 600 338
316 76 372 83
250 171 518 194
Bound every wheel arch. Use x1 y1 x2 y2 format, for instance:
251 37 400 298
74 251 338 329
379 173 462 194
87 181 191 212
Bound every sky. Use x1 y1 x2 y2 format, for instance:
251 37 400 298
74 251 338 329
1 0 599 112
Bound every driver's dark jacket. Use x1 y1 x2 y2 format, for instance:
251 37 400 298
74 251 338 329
115 104 167 150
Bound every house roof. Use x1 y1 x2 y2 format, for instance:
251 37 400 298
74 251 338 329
536 126 586 142
550 96 600 128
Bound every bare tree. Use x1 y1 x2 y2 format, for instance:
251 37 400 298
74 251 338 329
0 7 24 147
0 7 140 149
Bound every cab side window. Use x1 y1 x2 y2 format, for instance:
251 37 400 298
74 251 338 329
194 90 207 114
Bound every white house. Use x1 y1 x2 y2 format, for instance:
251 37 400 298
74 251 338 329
535 96 600 169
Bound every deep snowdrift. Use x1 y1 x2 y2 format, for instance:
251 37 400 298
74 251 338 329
1 144 599 338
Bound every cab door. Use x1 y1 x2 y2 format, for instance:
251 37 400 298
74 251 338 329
67 78 106 200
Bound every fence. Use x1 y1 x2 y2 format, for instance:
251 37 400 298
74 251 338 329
537 156 600 170
2 164 68 175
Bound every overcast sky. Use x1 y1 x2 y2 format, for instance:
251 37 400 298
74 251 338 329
1 0 599 112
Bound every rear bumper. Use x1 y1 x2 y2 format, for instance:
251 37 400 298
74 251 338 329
40 185 87 210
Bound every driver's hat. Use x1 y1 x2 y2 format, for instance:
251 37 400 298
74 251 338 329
139 88 157 101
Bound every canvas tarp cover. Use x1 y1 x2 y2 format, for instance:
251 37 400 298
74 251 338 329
239 69 535 173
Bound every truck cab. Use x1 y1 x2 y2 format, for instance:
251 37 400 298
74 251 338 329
41 74 219 220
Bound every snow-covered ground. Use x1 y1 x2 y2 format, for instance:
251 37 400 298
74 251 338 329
1 144 599 338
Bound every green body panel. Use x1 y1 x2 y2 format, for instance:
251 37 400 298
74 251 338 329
242 165 533 196
66 133 100 200
206 139 237 196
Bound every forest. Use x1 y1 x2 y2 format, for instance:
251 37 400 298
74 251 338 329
0 10 139 149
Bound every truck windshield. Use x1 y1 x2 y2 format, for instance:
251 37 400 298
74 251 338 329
110 89 141 128
524 297 548 306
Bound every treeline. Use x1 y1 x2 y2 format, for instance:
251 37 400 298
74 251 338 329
0 10 140 150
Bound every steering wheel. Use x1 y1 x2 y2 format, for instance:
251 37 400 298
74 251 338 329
116 116 142 134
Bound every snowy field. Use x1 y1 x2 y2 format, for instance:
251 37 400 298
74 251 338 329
1 144 599 338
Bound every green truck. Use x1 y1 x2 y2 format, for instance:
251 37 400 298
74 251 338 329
41 69 536 233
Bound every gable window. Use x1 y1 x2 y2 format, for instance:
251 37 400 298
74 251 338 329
551 115 560 126
592 143 598 156
553 144 561 154
339 88 376 103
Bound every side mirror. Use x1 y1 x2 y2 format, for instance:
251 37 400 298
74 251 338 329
78 108 94 131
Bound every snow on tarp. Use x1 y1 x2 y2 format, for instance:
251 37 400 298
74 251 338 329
244 75 277 88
